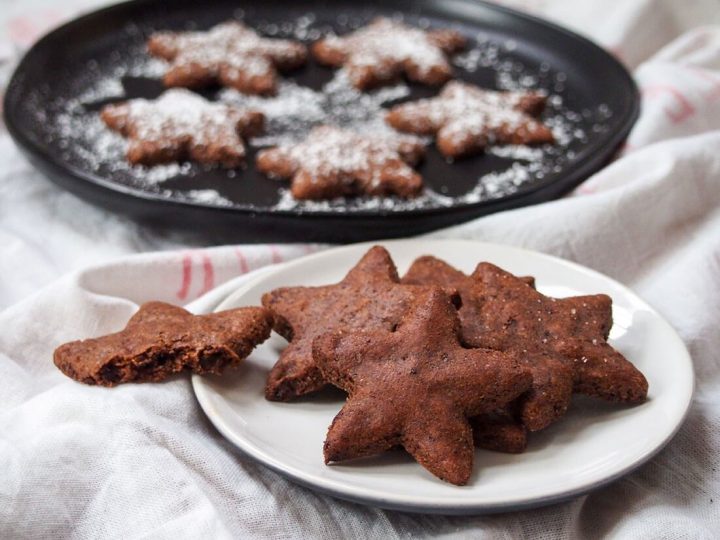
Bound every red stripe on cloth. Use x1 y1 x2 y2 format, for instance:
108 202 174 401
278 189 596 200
199 254 215 296
176 255 193 300
575 183 596 195
235 248 250 274
269 245 283 264
641 85 696 123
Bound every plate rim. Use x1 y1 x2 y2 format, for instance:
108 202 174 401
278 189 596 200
192 239 695 515
3 0 639 226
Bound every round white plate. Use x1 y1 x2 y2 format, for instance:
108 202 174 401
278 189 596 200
192 240 694 514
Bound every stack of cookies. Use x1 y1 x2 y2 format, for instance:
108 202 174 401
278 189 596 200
261 246 648 485
53 246 648 485
99 17 555 201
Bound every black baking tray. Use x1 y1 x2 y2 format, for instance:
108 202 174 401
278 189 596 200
3 0 639 243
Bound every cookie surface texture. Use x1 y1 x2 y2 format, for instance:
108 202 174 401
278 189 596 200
101 89 264 166
148 21 307 95
256 125 425 200
54 302 273 386
386 81 554 158
401 256 529 451
262 246 442 401
313 288 532 485
312 17 466 90
404 257 649 431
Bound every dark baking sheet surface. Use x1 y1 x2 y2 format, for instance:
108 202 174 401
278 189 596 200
3 0 639 242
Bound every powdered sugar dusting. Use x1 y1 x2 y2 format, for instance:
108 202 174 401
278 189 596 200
285 125 421 177
322 18 448 77
33 14 611 212
151 21 304 79
114 89 248 144
176 189 234 206
220 70 411 146
397 81 552 145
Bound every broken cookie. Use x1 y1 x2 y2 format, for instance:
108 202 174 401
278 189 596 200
313 287 532 485
256 125 425 200
386 81 554 158
312 17 466 90
54 302 272 386
148 21 307 95
101 89 264 167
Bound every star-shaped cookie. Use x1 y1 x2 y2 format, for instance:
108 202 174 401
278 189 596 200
256 126 425 200
403 257 649 431
101 89 264 167
54 302 272 386
148 21 307 95
312 17 466 90
261 246 455 401
313 288 532 485
402 256 532 450
386 81 555 158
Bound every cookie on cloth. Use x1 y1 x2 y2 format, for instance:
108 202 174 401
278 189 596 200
148 21 307 95
261 246 457 401
313 287 532 485
386 81 554 158
54 302 273 386
312 17 466 90
256 125 425 200
100 89 264 167
403 256 649 431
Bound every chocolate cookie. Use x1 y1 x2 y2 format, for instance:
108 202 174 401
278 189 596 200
101 89 264 167
471 407 527 454
386 81 554 158
403 256 536 346
313 288 532 485
256 126 425 200
54 302 272 386
148 21 307 95
403 257 649 431
261 246 456 401
312 17 466 90
400 256 532 452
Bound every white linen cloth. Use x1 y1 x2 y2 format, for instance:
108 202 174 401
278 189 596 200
1 0 719 537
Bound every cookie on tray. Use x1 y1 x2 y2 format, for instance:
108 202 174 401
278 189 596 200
313 287 532 485
312 17 466 90
101 89 264 167
148 21 307 95
54 302 272 386
386 81 554 158
256 125 425 200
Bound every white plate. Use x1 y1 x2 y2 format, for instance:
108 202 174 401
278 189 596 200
192 240 694 514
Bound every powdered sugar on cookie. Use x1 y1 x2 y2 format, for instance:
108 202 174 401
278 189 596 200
220 70 412 147
386 81 555 158
256 126 425 199
100 89 264 167
312 17 466 89
38 15 601 210
149 21 307 95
